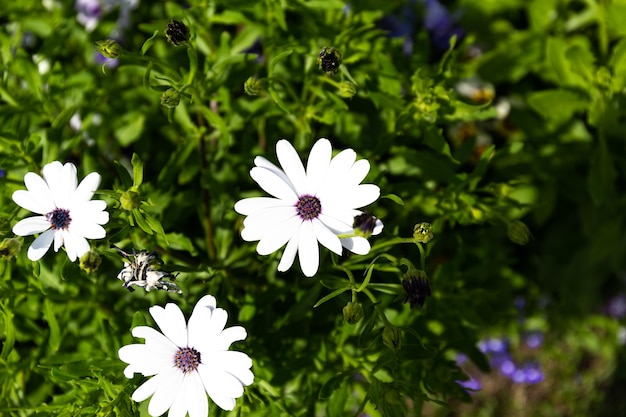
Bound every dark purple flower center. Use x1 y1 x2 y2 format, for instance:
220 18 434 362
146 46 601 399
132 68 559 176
45 208 72 230
174 346 201 373
295 195 321 220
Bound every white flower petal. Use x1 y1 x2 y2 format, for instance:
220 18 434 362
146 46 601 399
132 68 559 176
373 218 384 235
276 139 307 194
345 184 381 209
277 232 299 273
298 222 319 277
214 326 247 351
132 371 166 402
168 372 208 417
69 221 106 239
343 159 371 186
150 304 188 347
187 300 213 350
240 206 298 242
69 172 101 207
132 326 180 353
341 236 371 255
327 148 356 180
12 187 53 214
305 138 332 194
148 368 183 416
207 351 253 384
234 197 287 215
118 344 174 378
256 215 302 255
318 213 353 234
312 219 342 256
194 295 217 310
26 229 55 261
205 308 228 340
12 216 50 236
253 155 291 185
62 232 89 262
198 366 241 411
43 162 76 207
250 166 298 202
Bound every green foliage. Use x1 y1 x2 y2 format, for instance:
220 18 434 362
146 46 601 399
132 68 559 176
2 0 626 416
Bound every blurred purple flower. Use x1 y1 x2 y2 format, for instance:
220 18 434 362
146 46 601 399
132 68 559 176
524 331 544 349
455 352 468 365
520 362 544 384
242 38 264 64
457 376 482 392
0 168 5 178
76 0 102 32
498 358 516 377
511 368 527 384
94 51 119 68
479 337 508 354
378 1 418 55
421 0 464 51
606 294 626 318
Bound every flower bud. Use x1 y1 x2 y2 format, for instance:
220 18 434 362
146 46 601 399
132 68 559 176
342 301 364 324
402 269 431 308
0 238 21 260
413 222 434 243
79 250 102 273
338 81 356 98
95 39 120 59
317 46 342 76
120 190 141 211
353 212 378 238
244 77 263 96
382 325 402 351
160 88 181 108
166 20 190 46
507 220 531 245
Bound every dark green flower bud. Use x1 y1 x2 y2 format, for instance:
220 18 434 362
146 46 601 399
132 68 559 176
382 325 402 351
160 88 181 108
79 250 102 273
507 220 531 245
342 301 364 325
402 269 431 309
95 40 121 59
317 47 342 76
0 238 21 260
166 20 190 46
413 222 434 243
338 81 356 98
120 190 141 211
244 77 263 96
353 212 378 238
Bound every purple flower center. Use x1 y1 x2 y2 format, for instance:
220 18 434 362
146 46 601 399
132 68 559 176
46 208 72 230
296 195 321 220
174 346 201 373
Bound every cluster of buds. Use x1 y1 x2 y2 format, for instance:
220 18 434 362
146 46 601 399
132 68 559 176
318 47 342 76
166 20 190 46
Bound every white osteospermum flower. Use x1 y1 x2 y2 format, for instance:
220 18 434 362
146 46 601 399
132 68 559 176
12 161 109 262
234 138 383 277
118 295 254 417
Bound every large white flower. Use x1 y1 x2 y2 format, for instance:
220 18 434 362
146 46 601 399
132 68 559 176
234 138 383 277
12 161 109 262
118 295 254 417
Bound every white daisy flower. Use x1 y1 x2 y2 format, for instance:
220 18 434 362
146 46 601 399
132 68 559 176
234 138 383 277
118 295 254 417
12 161 109 262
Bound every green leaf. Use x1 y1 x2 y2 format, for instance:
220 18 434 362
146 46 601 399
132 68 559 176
313 287 350 308
0 303 15 359
43 299 61 352
132 210 153 234
588 137 616 205
131 153 143 188
113 161 133 189
319 370 352 400
381 193 404 205
115 112 146 147
141 30 160 55
526 89 588 127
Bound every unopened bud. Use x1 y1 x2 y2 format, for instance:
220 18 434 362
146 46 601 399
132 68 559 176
160 88 180 108
413 222 434 243
244 77 263 96
79 250 102 273
402 269 431 309
382 326 402 351
0 238 21 260
507 221 531 245
120 190 141 211
338 81 356 98
342 301 364 324
318 47 342 76
166 20 190 46
95 39 121 59
353 212 378 238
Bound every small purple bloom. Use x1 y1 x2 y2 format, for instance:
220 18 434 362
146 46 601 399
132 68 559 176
455 352 468 365
514 296 526 311
498 358 516 377
76 0 102 32
0 168 5 178
457 376 482 392
520 362 544 384
606 294 626 318
94 52 119 68
421 0 465 51
486 337 507 353
524 331 544 349
511 368 527 384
